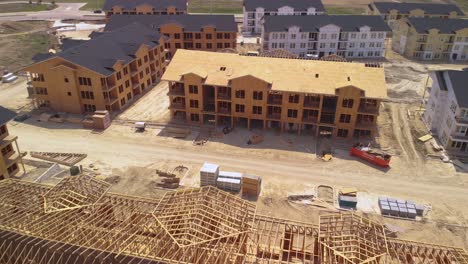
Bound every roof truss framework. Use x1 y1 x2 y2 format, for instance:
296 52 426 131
0 177 467 264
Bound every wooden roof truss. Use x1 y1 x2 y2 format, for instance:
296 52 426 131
0 178 467 264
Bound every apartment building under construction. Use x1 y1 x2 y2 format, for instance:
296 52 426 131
162 50 387 138
1 174 467 264
24 23 168 114
105 14 237 57
0 106 24 179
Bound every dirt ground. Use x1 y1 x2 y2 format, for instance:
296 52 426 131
3 27 468 248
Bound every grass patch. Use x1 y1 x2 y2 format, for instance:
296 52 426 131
0 32 51 71
453 0 468 13
0 3 53 13
325 5 366 15
188 0 242 13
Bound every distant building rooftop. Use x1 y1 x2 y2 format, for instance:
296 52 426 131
103 0 187 11
162 49 387 99
406 17 468 33
263 15 390 32
372 2 464 16
243 0 325 12
104 14 237 32
435 70 468 108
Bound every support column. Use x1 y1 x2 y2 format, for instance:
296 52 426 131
14 140 25 176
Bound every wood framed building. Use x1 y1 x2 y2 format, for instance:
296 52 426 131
105 14 237 57
0 106 25 179
103 0 187 17
368 2 465 26
24 23 168 114
392 17 468 62
162 50 387 139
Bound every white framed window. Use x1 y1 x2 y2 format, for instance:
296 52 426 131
330 43 336 48
425 53 431 59
320 33 327 39
307 42 314 48
299 52 305 57
378 32 384 38
371 33 376 39
272 33 278 39
350 33 356 39
361 33 367 39
349 42 355 48
367 51 373 57
359 42 365 48
319 43 326 48
369 42 375 48
331 33 337 39
376 42 382 48
347 51 354 57
300 43 306 48
291 33 296 39
454 45 460 50
271 43 278 48
290 43 295 48
374 51 381 57
456 36 462 42
280 33 286 39
279 43 285 48
301 33 307 39
358 51 364 57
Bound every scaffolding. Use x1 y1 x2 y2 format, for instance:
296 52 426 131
0 175 467 264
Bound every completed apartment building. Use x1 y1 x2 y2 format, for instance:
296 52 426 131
105 15 237 57
25 23 168 114
243 0 325 34
0 106 24 179
423 70 468 152
262 15 390 59
103 0 187 17
368 2 465 26
162 50 387 138
392 17 468 61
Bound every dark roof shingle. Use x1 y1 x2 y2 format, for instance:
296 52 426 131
244 0 324 12
407 17 468 33
444 70 468 108
104 14 237 32
0 106 16 125
373 2 464 16
264 15 390 32
30 23 163 76
103 0 187 11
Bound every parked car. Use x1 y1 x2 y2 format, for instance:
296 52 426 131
2 73 18 83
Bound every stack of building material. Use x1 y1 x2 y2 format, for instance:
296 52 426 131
216 171 242 192
92 110 111 130
242 174 261 197
200 163 219 187
338 188 358 209
379 197 422 219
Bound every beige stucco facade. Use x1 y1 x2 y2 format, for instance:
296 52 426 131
392 19 468 61
24 38 168 114
368 3 461 26
0 122 24 179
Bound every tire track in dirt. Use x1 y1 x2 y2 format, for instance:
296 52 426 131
389 102 421 163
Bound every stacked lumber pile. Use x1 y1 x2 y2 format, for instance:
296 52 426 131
155 170 180 189
242 174 261 197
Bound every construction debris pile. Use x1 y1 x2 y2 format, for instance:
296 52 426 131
200 162 261 196
0 175 467 264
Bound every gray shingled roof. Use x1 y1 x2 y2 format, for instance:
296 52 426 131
244 0 324 12
445 70 468 108
0 106 16 125
263 15 390 32
31 22 163 76
372 2 464 16
103 0 187 11
104 14 237 32
407 17 468 33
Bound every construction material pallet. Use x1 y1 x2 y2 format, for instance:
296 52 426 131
30 151 87 166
